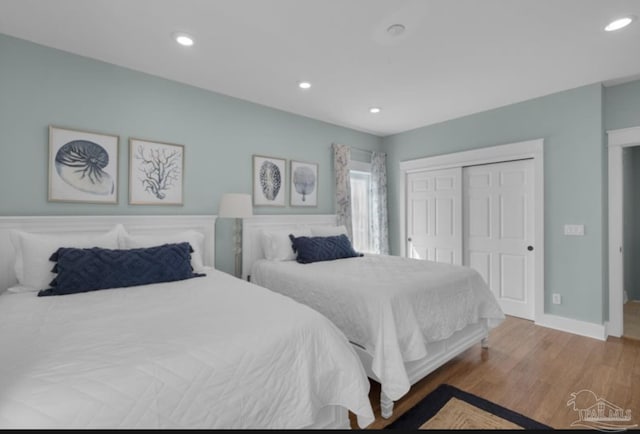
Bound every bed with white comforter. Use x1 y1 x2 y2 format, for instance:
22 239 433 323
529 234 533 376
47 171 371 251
0 216 373 429
251 254 505 404
0 267 374 429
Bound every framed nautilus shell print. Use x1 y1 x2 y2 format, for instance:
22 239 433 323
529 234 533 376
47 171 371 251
48 125 119 204
290 160 318 207
129 138 184 206
252 155 286 207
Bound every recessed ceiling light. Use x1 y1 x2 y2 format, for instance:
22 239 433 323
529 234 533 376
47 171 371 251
298 81 311 89
605 16 635 31
173 32 194 46
369 107 381 114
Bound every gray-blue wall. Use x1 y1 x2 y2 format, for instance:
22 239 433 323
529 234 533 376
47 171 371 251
4 31 640 327
0 34 383 275
383 84 606 324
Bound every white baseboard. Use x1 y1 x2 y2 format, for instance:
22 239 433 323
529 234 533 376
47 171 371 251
534 314 606 341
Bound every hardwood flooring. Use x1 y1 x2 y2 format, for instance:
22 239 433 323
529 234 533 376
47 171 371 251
350 315 640 429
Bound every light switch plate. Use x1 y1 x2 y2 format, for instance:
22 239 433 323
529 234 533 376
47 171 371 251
564 224 584 236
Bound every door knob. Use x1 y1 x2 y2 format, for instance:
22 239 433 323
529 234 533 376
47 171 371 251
407 237 412 242
527 245 534 251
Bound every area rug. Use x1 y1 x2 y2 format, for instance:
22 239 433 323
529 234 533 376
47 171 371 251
386 384 552 430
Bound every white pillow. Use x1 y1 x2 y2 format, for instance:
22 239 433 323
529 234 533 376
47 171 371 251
261 228 312 261
310 225 349 237
10 225 123 291
121 229 206 272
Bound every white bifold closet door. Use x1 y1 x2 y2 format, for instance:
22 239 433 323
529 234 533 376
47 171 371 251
406 159 535 320
463 159 535 320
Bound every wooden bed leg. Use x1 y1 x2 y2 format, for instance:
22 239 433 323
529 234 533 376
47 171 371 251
380 391 394 419
481 336 489 348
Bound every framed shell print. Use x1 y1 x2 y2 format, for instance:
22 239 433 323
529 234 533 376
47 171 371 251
253 155 286 206
129 138 184 205
48 125 119 204
290 160 318 207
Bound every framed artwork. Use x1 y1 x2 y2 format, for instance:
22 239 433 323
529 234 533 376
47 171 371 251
253 155 286 206
290 160 318 207
129 138 184 205
48 125 119 204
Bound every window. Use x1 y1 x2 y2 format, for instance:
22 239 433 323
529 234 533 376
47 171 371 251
350 161 374 253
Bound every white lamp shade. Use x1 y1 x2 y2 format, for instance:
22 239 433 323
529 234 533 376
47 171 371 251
218 193 253 218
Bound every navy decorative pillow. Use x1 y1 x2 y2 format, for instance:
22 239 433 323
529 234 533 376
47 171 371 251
38 242 205 297
289 234 363 264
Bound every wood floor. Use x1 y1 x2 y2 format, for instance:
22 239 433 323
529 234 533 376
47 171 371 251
350 315 640 429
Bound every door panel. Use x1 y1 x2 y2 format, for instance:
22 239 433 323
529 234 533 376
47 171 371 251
406 168 462 264
463 159 534 319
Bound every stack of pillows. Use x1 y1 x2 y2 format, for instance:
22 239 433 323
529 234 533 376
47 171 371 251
260 225 362 264
9 225 206 297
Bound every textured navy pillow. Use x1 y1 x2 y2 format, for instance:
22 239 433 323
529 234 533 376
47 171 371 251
38 242 205 297
289 234 363 264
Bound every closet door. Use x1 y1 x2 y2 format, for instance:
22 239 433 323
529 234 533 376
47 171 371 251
463 159 535 319
406 167 462 264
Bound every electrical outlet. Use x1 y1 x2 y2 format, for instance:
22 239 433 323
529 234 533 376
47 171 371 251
564 224 585 236
552 293 562 304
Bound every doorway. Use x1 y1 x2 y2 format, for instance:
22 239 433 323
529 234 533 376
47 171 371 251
607 126 640 338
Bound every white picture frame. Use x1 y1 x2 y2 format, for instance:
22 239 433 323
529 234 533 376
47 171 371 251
48 125 119 204
290 160 318 207
253 155 286 207
129 138 184 205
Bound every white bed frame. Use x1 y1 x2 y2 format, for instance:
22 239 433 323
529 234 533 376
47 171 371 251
0 215 349 429
242 214 490 419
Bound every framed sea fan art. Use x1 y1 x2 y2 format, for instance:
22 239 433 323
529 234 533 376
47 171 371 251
129 138 184 205
48 125 119 204
253 155 286 207
290 160 318 207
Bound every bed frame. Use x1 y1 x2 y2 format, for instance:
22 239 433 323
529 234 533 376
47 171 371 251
0 215 350 429
242 214 490 419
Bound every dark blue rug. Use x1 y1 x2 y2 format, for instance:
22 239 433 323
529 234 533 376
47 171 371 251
386 384 552 430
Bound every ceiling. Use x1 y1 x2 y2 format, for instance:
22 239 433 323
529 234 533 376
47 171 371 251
1 0 639 137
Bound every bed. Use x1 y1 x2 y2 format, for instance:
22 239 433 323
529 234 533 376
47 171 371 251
242 214 505 418
0 215 374 429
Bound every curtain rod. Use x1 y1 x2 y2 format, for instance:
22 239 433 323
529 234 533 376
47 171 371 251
350 146 374 154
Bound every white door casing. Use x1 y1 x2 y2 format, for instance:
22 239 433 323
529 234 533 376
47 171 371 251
463 159 535 320
406 168 462 264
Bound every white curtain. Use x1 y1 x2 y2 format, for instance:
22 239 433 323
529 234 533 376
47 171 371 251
332 143 353 240
370 151 389 255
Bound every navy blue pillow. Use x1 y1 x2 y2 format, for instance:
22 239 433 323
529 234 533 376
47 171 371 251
289 233 363 264
38 242 205 297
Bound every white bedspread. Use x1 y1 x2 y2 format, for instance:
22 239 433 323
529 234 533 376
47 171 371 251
251 255 505 401
0 268 374 429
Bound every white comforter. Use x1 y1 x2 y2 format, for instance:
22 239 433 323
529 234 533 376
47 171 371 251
0 268 374 429
251 255 505 401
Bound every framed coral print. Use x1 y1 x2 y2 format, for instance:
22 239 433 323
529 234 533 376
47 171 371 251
253 155 286 207
48 125 119 204
290 160 318 207
129 138 184 205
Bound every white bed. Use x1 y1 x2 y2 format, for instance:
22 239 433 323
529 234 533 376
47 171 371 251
242 214 505 418
0 215 374 429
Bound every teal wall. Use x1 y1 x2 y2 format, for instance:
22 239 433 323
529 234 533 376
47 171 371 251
0 34 383 275
604 79 640 131
383 84 606 324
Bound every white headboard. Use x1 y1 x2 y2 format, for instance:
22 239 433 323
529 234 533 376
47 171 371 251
241 214 338 281
0 215 217 292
